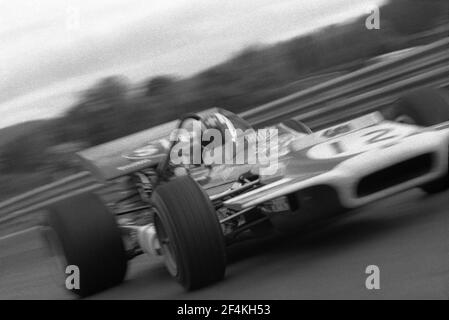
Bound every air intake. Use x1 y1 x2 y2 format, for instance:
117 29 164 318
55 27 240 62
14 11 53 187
357 153 434 197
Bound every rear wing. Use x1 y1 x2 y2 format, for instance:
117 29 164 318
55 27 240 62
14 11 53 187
77 120 178 181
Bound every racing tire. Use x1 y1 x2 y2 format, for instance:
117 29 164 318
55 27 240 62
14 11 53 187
152 175 226 290
387 88 449 126
389 88 449 194
44 193 127 297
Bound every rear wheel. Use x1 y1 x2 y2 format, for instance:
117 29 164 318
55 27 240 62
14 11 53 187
44 193 127 297
386 88 449 193
152 175 226 290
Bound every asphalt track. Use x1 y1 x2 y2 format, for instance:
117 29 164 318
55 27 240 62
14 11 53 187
1 189 449 299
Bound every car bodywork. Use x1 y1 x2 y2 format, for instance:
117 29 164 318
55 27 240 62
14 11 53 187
76 108 449 247
225 116 449 210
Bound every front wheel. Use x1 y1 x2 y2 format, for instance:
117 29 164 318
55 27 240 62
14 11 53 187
152 175 226 290
385 87 449 126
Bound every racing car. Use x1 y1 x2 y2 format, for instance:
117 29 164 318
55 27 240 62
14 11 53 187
43 87 449 297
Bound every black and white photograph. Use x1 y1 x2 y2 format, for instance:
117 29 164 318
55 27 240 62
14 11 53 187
0 0 449 303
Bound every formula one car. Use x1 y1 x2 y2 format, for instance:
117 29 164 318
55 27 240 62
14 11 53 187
43 88 449 297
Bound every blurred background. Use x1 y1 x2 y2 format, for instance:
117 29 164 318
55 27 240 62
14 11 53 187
0 0 448 201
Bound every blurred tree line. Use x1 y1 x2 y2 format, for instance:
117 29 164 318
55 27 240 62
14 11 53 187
0 0 447 198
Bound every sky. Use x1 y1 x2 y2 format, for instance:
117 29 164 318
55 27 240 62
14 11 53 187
0 0 385 128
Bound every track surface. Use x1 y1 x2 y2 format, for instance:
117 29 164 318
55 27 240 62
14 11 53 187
1 189 449 299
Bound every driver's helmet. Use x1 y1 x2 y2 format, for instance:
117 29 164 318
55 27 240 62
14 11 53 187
177 109 253 165
201 109 253 148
